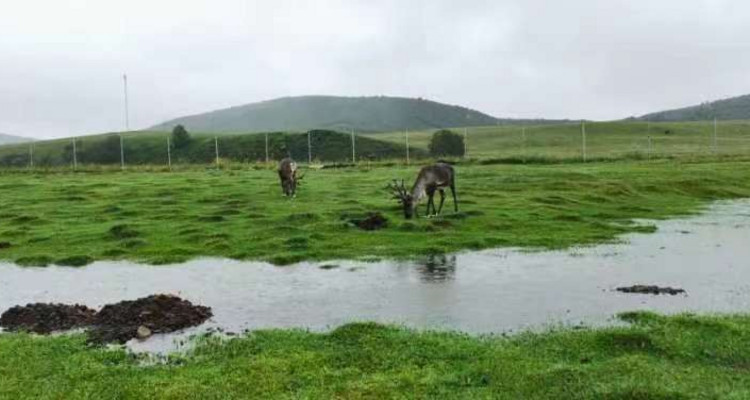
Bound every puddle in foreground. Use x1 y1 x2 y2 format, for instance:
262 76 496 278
1 200 750 352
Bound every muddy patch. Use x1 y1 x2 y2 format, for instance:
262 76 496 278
0 303 96 334
616 285 686 296
350 212 388 231
88 295 212 344
1 295 212 345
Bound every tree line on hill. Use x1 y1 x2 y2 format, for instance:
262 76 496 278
0 128 465 168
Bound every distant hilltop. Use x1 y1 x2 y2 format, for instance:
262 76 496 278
636 93 750 121
149 95 564 133
0 133 33 146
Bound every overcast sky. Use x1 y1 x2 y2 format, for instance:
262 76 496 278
2 0 750 138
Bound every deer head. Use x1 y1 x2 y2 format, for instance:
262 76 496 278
387 179 416 219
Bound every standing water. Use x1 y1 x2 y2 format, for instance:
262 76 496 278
1 200 749 352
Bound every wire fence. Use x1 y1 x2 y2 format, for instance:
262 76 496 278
3 121 750 171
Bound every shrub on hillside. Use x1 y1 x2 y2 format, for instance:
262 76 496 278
428 129 465 157
172 125 191 149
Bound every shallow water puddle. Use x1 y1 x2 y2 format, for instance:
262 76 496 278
1 200 749 352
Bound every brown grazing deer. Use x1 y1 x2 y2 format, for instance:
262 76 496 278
388 162 458 219
278 158 302 197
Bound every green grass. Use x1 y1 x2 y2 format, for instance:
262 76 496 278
1 158 750 266
2 312 750 398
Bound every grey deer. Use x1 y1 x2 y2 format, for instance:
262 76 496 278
278 158 304 197
388 162 458 219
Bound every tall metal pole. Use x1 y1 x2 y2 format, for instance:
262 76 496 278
72 138 78 170
121 74 129 171
351 128 356 163
123 74 130 131
522 126 527 163
214 136 220 168
405 130 410 165
581 120 587 162
265 133 269 164
307 131 312 164
647 136 652 160
167 136 172 170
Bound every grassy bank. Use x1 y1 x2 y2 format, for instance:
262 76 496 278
1 312 749 398
1 159 750 266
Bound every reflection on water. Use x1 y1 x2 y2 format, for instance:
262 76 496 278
1 200 750 353
416 254 457 282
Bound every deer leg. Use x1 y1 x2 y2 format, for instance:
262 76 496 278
426 187 437 216
437 189 446 215
450 183 458 212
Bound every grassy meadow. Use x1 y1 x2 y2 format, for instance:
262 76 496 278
2 312 750 398
0 157 749 266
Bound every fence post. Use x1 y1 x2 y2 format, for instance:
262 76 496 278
351 128 356 163
167 136 172 170
119 133 125 170
307 131 312 164
463 128 468 158
405 130 410 165
214 136 220 168
713 117 718 153
581 121 587 162
265 133 269 164
647 136 652 160
72 138 78 170
522 126 527 164
29 143 34 169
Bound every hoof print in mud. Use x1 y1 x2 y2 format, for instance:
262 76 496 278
616 285 686 295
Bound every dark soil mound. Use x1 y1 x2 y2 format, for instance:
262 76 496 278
616 285 686 295
0 303 96 334
351 212 388 231
88 294 212 344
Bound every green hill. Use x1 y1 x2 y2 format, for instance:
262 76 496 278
637 94 750 121
0 133 32 145
0 130 425 168
149 95 561 133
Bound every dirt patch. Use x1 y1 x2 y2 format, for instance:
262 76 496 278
616 285 686 295
1 295 212 344
88 294 212 344
350 212 388 231
0 303 96 334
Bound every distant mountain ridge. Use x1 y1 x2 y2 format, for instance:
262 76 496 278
0 133 32 145
637 94 750 121
149 95 563 133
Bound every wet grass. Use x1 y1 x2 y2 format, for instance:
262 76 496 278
1 312 750 398
1 158 750 265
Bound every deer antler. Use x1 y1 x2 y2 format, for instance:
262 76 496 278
386 179 408 201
